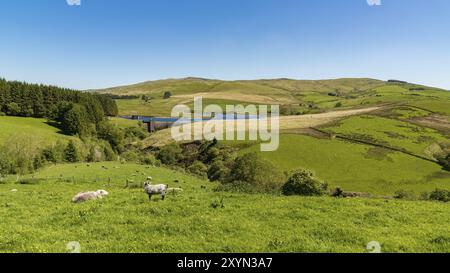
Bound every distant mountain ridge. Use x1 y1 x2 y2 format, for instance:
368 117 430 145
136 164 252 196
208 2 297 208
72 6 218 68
91 77 389 96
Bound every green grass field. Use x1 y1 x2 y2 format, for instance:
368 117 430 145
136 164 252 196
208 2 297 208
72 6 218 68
0 116 73 145
1 78 449 253
322 115 449 159
237 134 450 195
94 78 450 117
0 162 449 253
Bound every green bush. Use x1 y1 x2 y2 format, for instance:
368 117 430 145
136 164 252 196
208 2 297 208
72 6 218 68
437 154 450 171
97 121 125 151
157 143 184 165
187 160 208 178
124 126 148 140
6 102 21 116
121 150 140 163
282 169 327 196
140 153 161 166
62 104 93 136
330 187 344 197
208 160 230 182
0 111 6 116
228 153 284 193
429 189 450 203
394 190 416 200
65 140 82 163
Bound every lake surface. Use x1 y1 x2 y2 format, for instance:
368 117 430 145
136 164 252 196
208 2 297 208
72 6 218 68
121 114 263 124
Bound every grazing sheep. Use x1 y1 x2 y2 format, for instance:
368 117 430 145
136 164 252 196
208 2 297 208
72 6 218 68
72 190 109 203
144 182 168 200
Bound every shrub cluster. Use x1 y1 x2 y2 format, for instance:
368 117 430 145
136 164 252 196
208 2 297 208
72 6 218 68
282 169 328 196
154 141 284 193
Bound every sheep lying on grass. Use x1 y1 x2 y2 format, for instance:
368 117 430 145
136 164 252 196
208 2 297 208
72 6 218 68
72 190 109 203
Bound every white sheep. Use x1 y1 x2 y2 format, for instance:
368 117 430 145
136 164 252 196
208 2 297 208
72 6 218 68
144 182 168 201
72 190 109 203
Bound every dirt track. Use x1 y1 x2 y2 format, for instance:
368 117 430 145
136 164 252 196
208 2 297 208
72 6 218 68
143 106 383 147
173 92 295 105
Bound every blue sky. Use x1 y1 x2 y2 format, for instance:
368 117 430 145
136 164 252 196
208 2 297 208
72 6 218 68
0 0 449 90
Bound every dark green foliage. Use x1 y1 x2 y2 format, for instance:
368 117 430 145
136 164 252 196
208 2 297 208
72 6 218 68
64 141 81 163
0 154 10 176
0 78 121 146
139 153 161 166
163 91 172 99
97 121 125 152
394 190 416 200
207 160 230 182
121 150 140 162
437 154 450 171
228 153 284 193
103 144 117 162
330 187 344 197
6 102 21 116
157 143 184 165
61 104 92 136
124 125 148 140
17 178 45 185
94 94 119 116
282 169 328 196
0 78 116 119
41 142 67 164
187 161 208 178
429 189 450 203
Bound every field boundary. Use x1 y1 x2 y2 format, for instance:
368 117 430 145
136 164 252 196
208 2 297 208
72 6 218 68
309 127 439 164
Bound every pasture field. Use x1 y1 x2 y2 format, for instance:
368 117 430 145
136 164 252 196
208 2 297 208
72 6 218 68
0 162 449 253
322 115 449 160
237 134 450 195
96 78 450 118
0 116 73 145
108 117 143 129
142 106 382 147
116 97 188 117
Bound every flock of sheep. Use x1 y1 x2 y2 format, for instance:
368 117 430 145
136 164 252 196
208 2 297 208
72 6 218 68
71 177 180 203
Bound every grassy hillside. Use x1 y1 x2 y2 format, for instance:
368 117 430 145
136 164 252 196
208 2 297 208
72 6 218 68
237 134 450 195
0 116 73 145
322 115 448 160
0 162 449 253
93 78 450 117
94 77 386 116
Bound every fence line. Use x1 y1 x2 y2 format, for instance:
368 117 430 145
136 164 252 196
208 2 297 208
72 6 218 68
309 127 438 164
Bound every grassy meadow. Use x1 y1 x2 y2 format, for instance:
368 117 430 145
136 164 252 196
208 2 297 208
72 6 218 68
0 116 73 145
0 162 449 253
238 134 450 195
322 115 448 159
1 78 449 253
95 78 450 118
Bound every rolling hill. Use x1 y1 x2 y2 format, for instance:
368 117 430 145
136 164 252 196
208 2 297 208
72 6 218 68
0 116 74 145
92 77 450 118
1 162 449 253
92 77 450 196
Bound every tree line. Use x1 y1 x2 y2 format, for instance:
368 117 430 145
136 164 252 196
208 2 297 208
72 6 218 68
0 78 118 135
